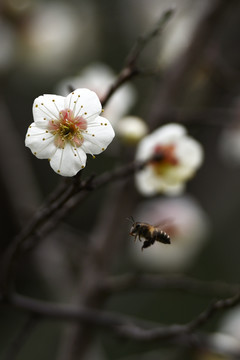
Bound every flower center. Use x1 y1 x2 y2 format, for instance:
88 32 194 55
48 109 87 149
150 144 178 175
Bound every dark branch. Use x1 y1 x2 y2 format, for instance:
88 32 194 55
1 290 240 344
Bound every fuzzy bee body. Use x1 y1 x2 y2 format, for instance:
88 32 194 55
128 219 171 251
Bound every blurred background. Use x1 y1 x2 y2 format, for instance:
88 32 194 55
1 0 240 359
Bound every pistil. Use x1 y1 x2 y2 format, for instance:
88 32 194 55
150 144 178 175
48 108 87 149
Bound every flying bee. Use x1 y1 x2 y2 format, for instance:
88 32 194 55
127 216 171 251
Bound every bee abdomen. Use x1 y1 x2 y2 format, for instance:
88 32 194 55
156 230 171 244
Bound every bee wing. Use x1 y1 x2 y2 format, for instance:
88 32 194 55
154 217 174 230
154 218 176 241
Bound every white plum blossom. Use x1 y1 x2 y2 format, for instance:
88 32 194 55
135 123 203 196
25 88 115 176
116 116 148 144
57 63 136 127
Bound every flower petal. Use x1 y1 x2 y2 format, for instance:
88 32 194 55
177 137 203 168
163 182 185 195
65 88 102 121
33 94 65 126
49 142 87 176
25 123 56 159
104 82 136 124
135 167 160 196
136 166 185 196
151 123 186 144
82 115 115 155
135 135 155 161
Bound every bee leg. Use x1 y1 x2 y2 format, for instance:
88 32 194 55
141 240 151 251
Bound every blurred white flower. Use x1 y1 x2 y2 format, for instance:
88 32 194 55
21 3 96 72
25 88 115 176
116 116 148 144
57 63 136 127
135 123 203 196
129 195 209 272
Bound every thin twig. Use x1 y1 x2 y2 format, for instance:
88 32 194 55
126 8 174 68
101 8 174 108
187 292 240 333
